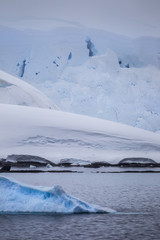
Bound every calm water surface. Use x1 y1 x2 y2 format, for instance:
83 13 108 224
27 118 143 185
0 172 160 240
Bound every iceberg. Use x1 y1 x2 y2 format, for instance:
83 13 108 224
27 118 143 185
0 177 114 214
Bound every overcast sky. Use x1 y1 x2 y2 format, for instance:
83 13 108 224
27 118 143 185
0 0 160 37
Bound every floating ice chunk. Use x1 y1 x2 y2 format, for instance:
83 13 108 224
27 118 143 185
0 177 114 214
30 165 36 169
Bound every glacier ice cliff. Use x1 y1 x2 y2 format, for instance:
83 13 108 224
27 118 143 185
0 24 160 131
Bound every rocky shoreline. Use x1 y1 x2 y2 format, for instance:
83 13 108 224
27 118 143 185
0 154 160 173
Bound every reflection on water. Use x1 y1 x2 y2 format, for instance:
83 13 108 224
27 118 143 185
0 172 160 240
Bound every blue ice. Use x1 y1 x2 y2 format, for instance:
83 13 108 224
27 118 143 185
0 177 114 214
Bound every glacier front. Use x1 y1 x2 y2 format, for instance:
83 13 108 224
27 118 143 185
0 22 160 131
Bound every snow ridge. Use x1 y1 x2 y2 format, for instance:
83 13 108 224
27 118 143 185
0 70 58 109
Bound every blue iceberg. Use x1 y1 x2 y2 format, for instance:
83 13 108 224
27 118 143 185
0 177 114 214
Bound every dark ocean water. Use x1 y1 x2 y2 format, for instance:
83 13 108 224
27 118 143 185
0 172 160 240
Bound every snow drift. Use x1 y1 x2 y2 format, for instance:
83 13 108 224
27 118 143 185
0 70 58 109
0 177 112 214
0 104 160 165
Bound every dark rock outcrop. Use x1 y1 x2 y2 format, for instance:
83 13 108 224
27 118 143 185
118 157 159 167
0 165 11 172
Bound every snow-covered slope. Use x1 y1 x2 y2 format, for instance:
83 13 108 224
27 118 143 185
0 70 58 109
0 104 160 165
0 21 160 131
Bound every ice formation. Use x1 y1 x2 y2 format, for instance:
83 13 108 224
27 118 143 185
0 22 160 131
0 177 113 214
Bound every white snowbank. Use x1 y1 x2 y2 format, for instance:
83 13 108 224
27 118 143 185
0 70 58 109
0 104 160 164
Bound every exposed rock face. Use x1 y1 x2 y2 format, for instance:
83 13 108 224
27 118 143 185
0 154 56 169
118 158 158 167
0 166 11 172
0 155 160 172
